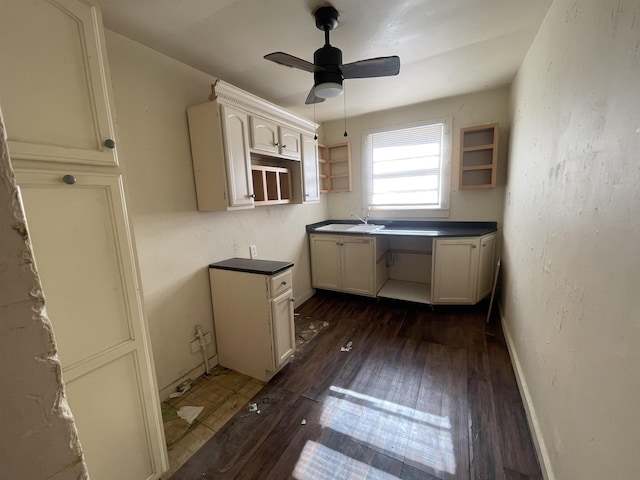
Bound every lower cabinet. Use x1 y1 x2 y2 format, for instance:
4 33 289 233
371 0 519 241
431 233 496 305
309 231 497 305
209 265 295 381
310 234 376 297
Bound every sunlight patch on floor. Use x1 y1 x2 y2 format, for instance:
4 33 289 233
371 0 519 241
293 441 400 480
319 385 457 475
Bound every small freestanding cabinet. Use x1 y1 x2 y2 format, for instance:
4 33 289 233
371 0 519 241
209 258 296 382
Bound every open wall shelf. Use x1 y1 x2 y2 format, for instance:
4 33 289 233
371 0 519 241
459 123 499 189
318 142 352 193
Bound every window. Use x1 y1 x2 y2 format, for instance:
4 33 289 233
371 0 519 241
362 118 452 217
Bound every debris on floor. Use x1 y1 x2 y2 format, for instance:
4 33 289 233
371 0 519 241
301 419 307 425
341 341 353 352
169 379 193 398
177 406 204 425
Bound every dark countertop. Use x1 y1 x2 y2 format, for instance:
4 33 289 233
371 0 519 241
306 220 497 238
209 258 294 275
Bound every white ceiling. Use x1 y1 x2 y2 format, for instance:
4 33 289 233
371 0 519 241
95 0 552 122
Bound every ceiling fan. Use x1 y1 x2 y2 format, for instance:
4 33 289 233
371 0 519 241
264 5 400 104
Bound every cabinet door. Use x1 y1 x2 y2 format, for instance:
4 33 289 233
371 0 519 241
342 237 376 296
476 233 496 301
301 134 320 203
310 234 341 290
279 127 301 160
16 170 167 479
432 237 479 304
220 104 254 208
271 290 295 369
0 0 117 166
249 115 279 155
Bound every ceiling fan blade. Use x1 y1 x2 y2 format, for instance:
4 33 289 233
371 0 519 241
264 52 319 73
305 87 326 105
341 56 400 79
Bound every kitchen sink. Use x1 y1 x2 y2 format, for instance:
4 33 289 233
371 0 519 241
315 223 385 233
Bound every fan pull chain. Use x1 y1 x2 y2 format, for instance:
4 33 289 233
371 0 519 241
313 103 318 140
343 84 348 137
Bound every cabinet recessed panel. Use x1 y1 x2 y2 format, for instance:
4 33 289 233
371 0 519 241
18 174 133 368
65 352 154 480
0 0 116 165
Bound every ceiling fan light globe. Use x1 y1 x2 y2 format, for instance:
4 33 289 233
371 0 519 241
314 82 344 99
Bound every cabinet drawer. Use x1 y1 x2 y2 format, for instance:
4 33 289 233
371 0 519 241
270 269 292 298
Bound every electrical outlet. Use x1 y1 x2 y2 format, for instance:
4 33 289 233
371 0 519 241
190 332 212 354
250 245 258 259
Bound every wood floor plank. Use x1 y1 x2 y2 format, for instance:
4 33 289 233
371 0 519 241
467 350 505 480
487 343 541 476
405 342 469 479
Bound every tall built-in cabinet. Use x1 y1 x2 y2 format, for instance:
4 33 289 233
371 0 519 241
187 81 320 210
0 1 167 478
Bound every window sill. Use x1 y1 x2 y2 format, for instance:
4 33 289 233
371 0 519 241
369 208 450 220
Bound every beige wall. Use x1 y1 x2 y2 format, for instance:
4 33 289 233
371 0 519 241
0 113 88 479
104 31 328 398
502 1 640 479
321 87 510 222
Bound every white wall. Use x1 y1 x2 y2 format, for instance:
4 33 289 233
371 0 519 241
502 1 640 479
104 31 328 398
0 113 88 479
322 87 510 222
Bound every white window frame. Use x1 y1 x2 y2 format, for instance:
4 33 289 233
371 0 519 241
361 118 452 220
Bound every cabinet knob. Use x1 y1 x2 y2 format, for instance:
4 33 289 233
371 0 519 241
472 244 477 248
290 298 295 303
248 194 256 199
104 139 116 149
282 144 287 149
274 142 279 147
281 281 288 286
62 174 76 185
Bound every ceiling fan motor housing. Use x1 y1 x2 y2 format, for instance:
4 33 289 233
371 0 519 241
314 45 343 86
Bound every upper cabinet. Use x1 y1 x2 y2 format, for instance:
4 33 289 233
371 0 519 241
187 81 319 211
0 0 118 166
249 116 301 160
459 123 499 189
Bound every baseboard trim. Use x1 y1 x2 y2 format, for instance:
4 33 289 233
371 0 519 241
158 354 219 401
499 302 555 480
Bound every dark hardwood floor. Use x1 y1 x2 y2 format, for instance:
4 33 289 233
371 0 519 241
170 291 541 480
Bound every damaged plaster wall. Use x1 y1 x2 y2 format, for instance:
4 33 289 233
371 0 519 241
502 0 640 479
0 112 88 478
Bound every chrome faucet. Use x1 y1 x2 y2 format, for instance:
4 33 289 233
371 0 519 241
351 211 369 225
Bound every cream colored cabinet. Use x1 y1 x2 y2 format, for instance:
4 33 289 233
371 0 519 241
431 233 496 304
188 102 254 210
249 115 301 160
301 134 320 203
0 0 118 166
15 170 167 479
310 234 376 297
209 262 295 382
